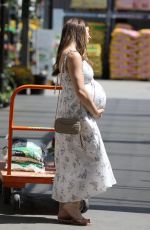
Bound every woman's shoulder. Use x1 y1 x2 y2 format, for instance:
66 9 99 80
66 50 81 61
66 51 83 69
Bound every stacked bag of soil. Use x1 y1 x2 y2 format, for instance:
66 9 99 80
110 25 150 80
115 0 150 10
137 29 150 80
109 27 139 79
6 138 45 173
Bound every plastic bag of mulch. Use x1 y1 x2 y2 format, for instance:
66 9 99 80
4 137 45 172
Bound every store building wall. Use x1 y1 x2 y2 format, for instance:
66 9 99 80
53 0 71 10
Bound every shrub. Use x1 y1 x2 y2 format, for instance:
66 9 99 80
7 65 34 86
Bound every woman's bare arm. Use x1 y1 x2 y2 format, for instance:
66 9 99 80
66 52 104 118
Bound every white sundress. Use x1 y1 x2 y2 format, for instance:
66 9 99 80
52 52 116 202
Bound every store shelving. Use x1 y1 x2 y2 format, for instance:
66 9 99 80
55 0 150 79
65 11 107 19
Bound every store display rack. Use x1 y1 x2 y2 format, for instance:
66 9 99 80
64 0 150 79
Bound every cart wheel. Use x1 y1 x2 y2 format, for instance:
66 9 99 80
2 186 11 204
12 193 21 210
80 199 89 213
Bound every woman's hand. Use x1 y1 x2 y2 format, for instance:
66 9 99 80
93 108 104 119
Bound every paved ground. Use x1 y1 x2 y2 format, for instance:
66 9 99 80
0 210 150 230
0 79 150 229
98 79 150 99
45 79 150 100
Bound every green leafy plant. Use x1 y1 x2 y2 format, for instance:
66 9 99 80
0 70 16 107
7 65 34 87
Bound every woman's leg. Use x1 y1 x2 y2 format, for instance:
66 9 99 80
58 202 70 219
58 201 90 224
58 201 82 219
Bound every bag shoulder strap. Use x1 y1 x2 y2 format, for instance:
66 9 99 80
61 50 78 74
55 50 79 120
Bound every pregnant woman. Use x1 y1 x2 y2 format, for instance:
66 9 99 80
52 18 116 226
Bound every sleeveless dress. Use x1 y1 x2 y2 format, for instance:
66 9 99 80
52 52 116 202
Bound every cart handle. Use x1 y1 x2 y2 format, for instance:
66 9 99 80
7 84 62 175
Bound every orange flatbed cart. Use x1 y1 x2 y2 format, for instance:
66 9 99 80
0 84 62 209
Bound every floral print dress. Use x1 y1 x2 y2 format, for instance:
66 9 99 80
52 52 116 202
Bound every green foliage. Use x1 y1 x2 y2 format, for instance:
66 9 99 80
0 70 16 107
7 0 42 6
7 0 18 7
0 89 12 107
7 65 34 86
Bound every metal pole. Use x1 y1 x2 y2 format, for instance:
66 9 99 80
49 0 53 29
102 0 113 79
20 0 30 67
0 0 6 92
43 0 53 29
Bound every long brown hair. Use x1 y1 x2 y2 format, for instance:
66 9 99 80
52 18 88 75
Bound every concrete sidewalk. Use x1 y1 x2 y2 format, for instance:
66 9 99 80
44 79 150 230
45 79 150 100
1 79 150 230
0 210 150 230
99 79 150 100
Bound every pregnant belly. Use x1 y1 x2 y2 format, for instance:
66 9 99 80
85 80 106 109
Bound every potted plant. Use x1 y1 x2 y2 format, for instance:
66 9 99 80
7 65 34 94
0 70 16 107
